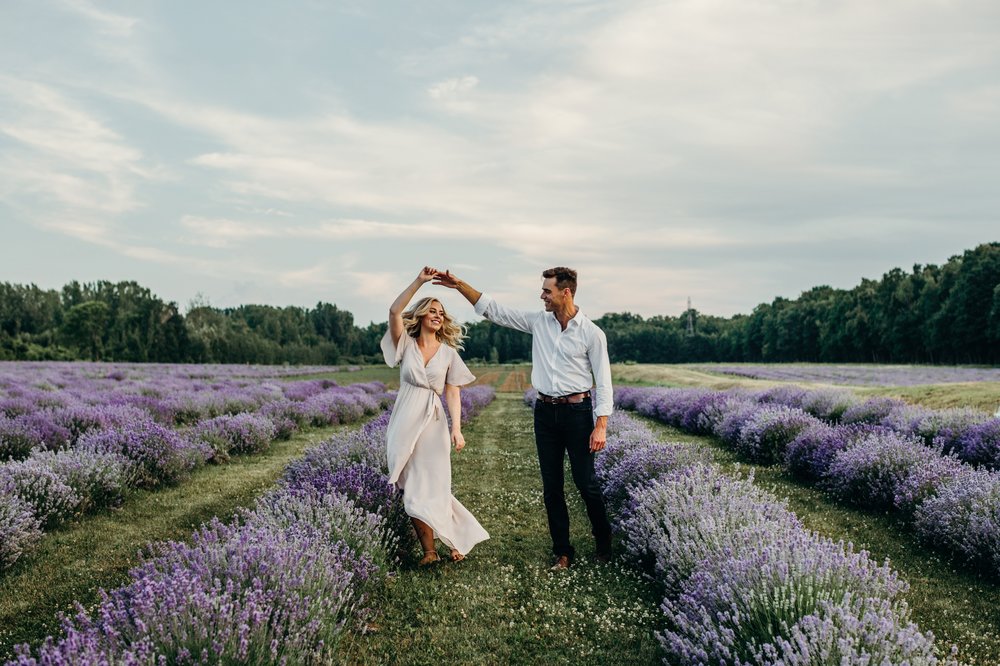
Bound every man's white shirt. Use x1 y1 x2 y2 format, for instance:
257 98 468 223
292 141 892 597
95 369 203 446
474 294 614 418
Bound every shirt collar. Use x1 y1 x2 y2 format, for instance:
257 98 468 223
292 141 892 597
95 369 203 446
548 307 586 327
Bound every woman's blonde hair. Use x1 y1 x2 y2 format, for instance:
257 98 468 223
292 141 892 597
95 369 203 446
402 297 466 349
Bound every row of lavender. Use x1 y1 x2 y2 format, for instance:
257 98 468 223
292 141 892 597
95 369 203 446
594 409 957 664
617 386 1000 579
693 363 1000 387
7 385 497 664
1 364 395 574
736 385 999 467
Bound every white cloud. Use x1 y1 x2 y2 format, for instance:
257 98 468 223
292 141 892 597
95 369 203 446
428 75 479 100
0 76 159 215
58 0 137 36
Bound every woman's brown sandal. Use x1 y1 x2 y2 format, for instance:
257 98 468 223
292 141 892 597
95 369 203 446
418 550 440 567
450 549 465 562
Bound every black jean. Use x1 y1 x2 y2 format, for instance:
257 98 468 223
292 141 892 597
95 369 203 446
533 397 612 559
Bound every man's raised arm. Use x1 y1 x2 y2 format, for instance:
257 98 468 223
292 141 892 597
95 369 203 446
435 270 536 334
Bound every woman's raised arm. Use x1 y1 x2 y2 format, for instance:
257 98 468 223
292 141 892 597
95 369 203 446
388 266 438 346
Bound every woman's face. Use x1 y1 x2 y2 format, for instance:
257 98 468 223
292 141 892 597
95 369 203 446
421 301 445 333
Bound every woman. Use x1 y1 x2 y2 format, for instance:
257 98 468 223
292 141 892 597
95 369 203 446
381 267 490 565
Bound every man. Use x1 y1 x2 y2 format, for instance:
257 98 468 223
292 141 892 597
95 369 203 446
435 267 613 570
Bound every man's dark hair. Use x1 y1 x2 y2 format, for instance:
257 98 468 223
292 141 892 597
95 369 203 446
542 267 578 296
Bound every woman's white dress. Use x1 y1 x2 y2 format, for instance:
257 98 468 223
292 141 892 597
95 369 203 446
381 331 490 556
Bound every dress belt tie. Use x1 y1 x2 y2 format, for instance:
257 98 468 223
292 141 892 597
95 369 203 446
424 389 441 421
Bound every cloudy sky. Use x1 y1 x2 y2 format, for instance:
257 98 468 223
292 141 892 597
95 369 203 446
1 0 998 325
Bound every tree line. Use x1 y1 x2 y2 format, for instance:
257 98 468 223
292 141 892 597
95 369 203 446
2 242 997 365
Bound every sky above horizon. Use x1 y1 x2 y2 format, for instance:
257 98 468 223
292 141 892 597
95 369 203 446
1 0 998 325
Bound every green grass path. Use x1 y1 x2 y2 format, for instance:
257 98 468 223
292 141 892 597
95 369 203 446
0 423 350 659
341 393 661 665
638 417 1000 666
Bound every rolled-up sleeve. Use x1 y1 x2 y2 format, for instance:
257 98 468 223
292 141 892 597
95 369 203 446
588 327 614 417
474 293 537 334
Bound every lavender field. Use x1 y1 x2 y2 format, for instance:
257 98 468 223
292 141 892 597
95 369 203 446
0 361 398 573
615 385 1000 580
693 363 1000 386
1 359 498 663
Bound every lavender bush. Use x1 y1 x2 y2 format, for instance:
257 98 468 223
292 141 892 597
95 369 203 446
823 430 945 512
755 597 956 665
0 460 82 528
735 404 820 465
249 486 395 572
840 397 908 426
77 420 205 486
31 449 137 513
0 491 42 570
620 465 801 593
190 413 278 463
913 468 1000 574
799 388 859 422
952 419 1000 468
659 532 910 665
1 413 73 461
10 521 369 665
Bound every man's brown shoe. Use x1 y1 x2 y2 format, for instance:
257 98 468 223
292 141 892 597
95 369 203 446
550 555 571 571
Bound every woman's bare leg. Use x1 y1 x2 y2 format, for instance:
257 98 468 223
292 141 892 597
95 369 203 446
412 518 438 564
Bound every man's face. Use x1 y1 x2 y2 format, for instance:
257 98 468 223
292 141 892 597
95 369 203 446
540 277 568 312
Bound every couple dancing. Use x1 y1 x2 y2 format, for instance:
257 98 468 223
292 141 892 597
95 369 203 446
382 266 613 570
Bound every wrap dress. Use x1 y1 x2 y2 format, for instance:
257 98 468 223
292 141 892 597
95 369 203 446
381 330 490 556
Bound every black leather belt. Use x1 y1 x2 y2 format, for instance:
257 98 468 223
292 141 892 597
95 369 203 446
537 391 591 405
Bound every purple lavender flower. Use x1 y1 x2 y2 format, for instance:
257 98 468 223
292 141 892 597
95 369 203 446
713 398 762 446
52 404 149 443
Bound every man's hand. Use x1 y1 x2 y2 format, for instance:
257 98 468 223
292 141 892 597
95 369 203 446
452 429 466 452
433 270 461 289
434 270 482 306
589 424 607 452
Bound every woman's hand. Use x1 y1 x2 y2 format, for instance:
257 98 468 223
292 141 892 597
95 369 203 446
452 429 466 452
418 266 438 284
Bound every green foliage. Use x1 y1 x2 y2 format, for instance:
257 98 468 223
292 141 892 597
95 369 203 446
595 242 999 365
0 242 996 364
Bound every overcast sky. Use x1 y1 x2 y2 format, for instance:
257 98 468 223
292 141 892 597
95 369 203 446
1 0 998 325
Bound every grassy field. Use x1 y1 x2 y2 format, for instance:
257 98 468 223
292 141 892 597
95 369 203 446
0 423 351 659
612 363 1000 411
339 393 662 665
